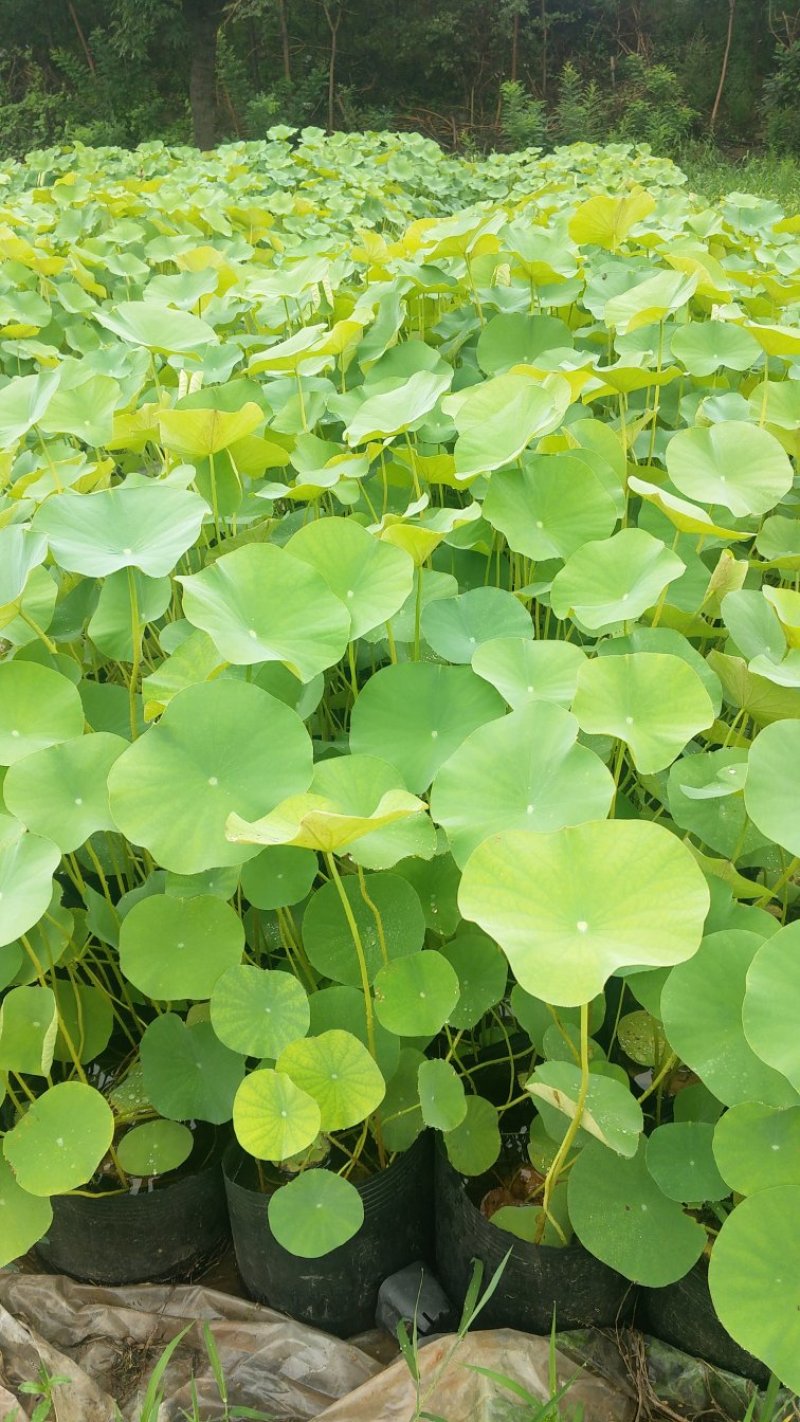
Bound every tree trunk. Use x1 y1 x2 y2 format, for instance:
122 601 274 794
183 0 225 149
540 0 548 98
322 2 342 134
511 9 519 82
278 0 291 82
710 0 736 132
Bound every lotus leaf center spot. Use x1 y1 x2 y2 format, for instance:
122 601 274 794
281 1110 287 1118
431 730 438 739
625 716 634 725
577 921 589 933
11 730 19 737
249 628 258 638
536 520 544 528
527 685 534 693
123 548 133 556
347 589 354 598
208 776 218 786
75 797 83 805
331 1072 338 1080
526 804 534 814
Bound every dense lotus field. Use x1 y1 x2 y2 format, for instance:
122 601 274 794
1 130 800 1388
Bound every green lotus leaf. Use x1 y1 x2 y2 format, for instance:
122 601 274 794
378 1046 425 1151
756 515 800 571
240 846 318 910
345 369 452 445
667 749 765 858
443 1095 501 1175
349 662 505 793
0 663 85 766
393 853 462 936
268 1170 364 1259
302 870 425 986
645 1122 727 1203
0 817 61 949
309 754 433 869
374 950 460 1036
743 922 800 1093
459 819 709 1007
713 1103 800 1196
94 300 217 353
0 1158 53 1268
421 587 532 664
476 312 572 374
39 372 120 447
628 476 751 542
573 652 714 774
616 1010 666 1066
0 565 58 647
666 423 793 518
431 701 614 868
709 650 800 726
117 1120 194 1178
3 1082 114 1196
596 625 722 716
744 721 800 854
568 187 655 249
108 680 313 873
549 529 685 632
568 1139 706 1286
233 1068 321 1162
418 1059 467 1131
211 966 310 1058
140 1014 244 1124
445 373 561 478
0 986 58 1077
177 544 350 680
33 484 207 579
308 985 399 1084
604 269 697 334
51 980 112 1065
0 369 60 445
483 453 618 561
120 893 244 1000
276 1029 385 1130
88 571 171 661
764 586 800 648
286 517 414 638
441 929 508 1030
471 637 587 710
661 931 797 1109
709 1187 800 1392
670 319 761 376
159 402 263 457
527 1061 643 1157
3 732 126 852
722 590 786 664
0 526 48 609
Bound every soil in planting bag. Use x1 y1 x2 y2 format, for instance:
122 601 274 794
223 1131 434 1337
435 1140 635 1334
640 1262 770 1386
34 1154 229 1286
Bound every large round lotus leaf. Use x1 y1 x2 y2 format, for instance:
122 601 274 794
668 749 765 858
268 1169 364 1259
744 721 800 855
670 320 761 377
94 301 217 352
572 653 714 774
660 931 797 1109
349 663 505 792
441 930 507 1029
443 1095 501 1175
568 1139 706 1286
421 587 532 664
0 986 57 1077
446 373 561 478
302 870 424 986
33 486 207 578
418 1059 467 1131
240 846 318 910
458 819 709 1008
476 312 572 375
211 966 310 1058
52 981 113 1065
665 423 793 518
276 1029 386 1131
0 663 84 766
549 529 685 632
0 1157 53 1268
286 516 414 638
713 1103 800 1196
140 1014 244 1124
117 1120 194 1178
0 818 61 949
309 985 399 1084
3 733 126 853
108 680 313 873
119 893 244 1000
527 1061 643 1157
374 951 460 1036
645 1122 727 1203
709 1187 800 1392
743 922 800 1092
430 701 614 868
159 403 264 458
233 1068 321 1162
3 1082 114 1196
483 454 617 561
598 626 722 717
177 544 350 680
472 637 587 710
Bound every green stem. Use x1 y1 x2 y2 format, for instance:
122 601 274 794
324 854 377 1061
536 1002 589 1245
127 567 142 740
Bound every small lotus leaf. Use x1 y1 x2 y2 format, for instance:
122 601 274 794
374 951 460 1036
120 893 244 1000
527 1061 643 1157
0 663 85 766
0 986 58 1077
286 517 414 638
0 818 61 948
140 1014 244 1124
709 1188 800 1392
117 1121 194 1178
418 1059 467 1131
666 423 793 518
441 930 507 1029
421 587 532 663
268 1170 364 1258
3 1082 114 1195
0 1158 53 1267
211 966 310 1058
484 453 617 561
645 1122 727 1203
472 637 587 709
550 529 685 632
443 1095 501 1175
302 870 425 986
240 846 318 910
233 1069 321 1161
4 733 126 852
713 1103 800 1196
277 1029 385 1131
573 653 714 773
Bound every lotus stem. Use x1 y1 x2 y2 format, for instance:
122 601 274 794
536 1001 590 1246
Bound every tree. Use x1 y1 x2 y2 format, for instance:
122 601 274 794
183 0 227 146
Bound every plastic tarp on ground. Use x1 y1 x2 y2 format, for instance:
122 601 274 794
0 1272 797 1422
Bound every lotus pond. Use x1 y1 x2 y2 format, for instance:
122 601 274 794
1 129 800 1389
